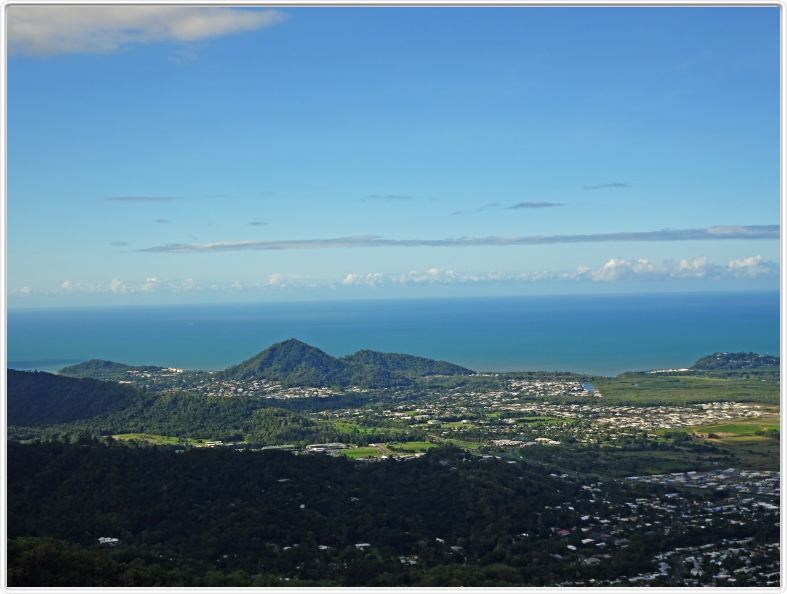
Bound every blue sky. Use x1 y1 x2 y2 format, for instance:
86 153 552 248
7 6 780 307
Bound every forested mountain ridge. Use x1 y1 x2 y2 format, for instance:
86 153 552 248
691 352 779 371
222 339 474 387
56 339 475 389
223 339 353 386
341 349 472 379
60 359 162 381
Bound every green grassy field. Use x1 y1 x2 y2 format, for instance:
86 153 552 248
515 416 565 425
439 437 482 450
329 420 406 441
681 417 780 471
112 433 189 445
595 374 779 405
692 422 778 435
339 447 382 459
649 415 780 472
387 441 436 453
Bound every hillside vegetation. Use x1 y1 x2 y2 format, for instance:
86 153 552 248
60 360 162 381
8 441 713 587
223 339 473 387
7 370 144 426
691 352 779 371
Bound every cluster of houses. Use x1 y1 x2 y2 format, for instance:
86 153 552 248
492 437 561 447
563 537 780 587
180 376 342 399
124 367 199 390
123 367 370 399
149 444 778 587
625 468 780 498
505 379 600 398
592 401 766 431
311 378 772 452
283 459 779 586
548 474 779 587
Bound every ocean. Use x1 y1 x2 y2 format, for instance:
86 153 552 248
6 291 779 377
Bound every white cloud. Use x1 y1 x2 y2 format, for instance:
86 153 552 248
265 273 318 289
8 6 286 56
340 255 778 287
596 256 709 281
397 268 463 285
109 278 127 293
57 279 95 294
342 272 385 287
579 258 658 282
173 278 198 292
674 256 708 278
569 255 777 283
570 257 683 282
267 273 291 288
727 255 778 278
342 268 532 286
142 277 159 292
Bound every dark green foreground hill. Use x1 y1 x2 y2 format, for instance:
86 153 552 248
6 369 411 445
7 370 143 426
8 441 777 587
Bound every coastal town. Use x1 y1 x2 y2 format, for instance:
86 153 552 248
108 365 779 466
116 368 772 445
312 390 771 450
122 367 363 399
563 469 780 586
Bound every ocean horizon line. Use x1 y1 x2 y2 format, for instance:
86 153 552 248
7 287 780 313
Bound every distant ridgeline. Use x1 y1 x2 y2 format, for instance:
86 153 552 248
61 338 474 388
58 359 162 382
690 352 779 371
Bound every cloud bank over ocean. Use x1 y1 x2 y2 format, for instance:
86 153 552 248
12 254 777 300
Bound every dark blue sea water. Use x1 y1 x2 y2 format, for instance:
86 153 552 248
7 292 780 376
